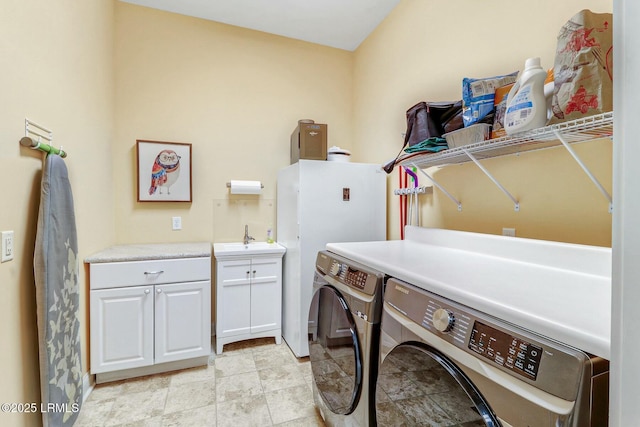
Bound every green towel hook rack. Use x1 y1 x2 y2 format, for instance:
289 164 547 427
20 118 67 158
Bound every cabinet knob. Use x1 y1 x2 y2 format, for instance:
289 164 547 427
144 289 150 295
156 288 162 294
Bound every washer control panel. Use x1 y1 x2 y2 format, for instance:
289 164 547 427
421 290 541 379
383 278 593 400
468 320 543 380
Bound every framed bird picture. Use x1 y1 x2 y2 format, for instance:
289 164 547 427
136 140 192 202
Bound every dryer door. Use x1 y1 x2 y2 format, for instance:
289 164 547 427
308 285 362 415
376 343 501 427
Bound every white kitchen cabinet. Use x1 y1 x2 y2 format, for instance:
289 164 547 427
214 243 286 354
154 280 210 364
90 285 154 372
86 243 212 383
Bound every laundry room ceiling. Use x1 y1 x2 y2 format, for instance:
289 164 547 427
119 0 400 51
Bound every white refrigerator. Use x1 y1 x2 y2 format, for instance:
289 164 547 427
277 160 386 357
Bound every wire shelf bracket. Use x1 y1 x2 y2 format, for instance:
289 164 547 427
554 130 613 213
411 163 462 211
462 148 520 212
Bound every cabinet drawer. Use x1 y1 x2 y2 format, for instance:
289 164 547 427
90 257 211 290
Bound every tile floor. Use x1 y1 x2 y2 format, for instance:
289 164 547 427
75 338 326 427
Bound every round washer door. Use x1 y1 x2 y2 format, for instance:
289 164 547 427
308 285 362 415
376 343 500 427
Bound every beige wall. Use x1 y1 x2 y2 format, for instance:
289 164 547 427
0 1 618 425
354 0 614 246
113 2 354 245
0 1 115 426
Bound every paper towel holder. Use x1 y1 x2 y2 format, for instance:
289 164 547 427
226 180 264 195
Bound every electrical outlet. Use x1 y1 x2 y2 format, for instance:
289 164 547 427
2 231 14 262
502 227 516 237
172 217 182 231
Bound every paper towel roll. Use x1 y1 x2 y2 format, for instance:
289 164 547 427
229 180 262 195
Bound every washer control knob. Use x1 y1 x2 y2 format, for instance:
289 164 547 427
330 262 344 276
432 308 455 332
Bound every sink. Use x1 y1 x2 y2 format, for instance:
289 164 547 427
213 241 286 258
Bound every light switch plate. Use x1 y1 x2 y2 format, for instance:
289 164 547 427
2 231 14 262
172 217 182 231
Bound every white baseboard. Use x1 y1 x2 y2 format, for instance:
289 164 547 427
82 372 95 403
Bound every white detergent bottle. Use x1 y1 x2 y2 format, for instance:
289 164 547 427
504 57 548 135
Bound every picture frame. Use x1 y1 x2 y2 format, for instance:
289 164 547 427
136 140 192 202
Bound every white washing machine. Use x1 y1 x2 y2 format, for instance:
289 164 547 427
308 251 385 426
376 278 609 427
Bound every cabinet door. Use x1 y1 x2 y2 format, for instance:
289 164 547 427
155 280 211 364
90 286 154 374
250 257 282 334
216 260 252 338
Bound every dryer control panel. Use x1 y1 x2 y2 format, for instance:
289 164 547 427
315 251 385 324
332 262 370 290
316 251 382 296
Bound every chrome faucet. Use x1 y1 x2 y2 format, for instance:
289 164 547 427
243 225 255 245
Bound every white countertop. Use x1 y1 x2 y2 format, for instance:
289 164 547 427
326 226 612 360
85 242 212 263
213 241 286 259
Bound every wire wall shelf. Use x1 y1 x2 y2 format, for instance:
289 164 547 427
399 112 613 213
399 112 613 169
